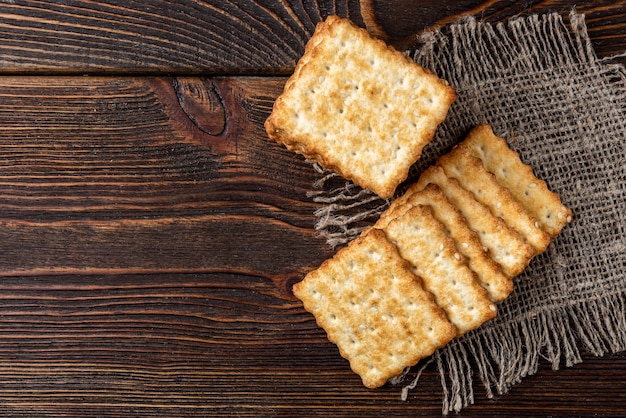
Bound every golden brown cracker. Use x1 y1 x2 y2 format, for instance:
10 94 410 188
416 166 534 277
377 184 513 302
438 144 551 253
264 15 456 199
293 228 457 388
382 205 497 336
462 124 573 237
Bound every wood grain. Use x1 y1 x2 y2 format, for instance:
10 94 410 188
0 76 331 279
0 1 624 416
0 1 623 75
0 271 622 416
0 73 623 416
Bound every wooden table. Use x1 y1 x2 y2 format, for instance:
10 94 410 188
0 1 624 416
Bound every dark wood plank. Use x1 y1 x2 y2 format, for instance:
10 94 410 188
0 1 624 416
0 74 624 416
0 76 332 278
0 0 363 75
0 0 623 74
373 0 626 58
0 272 622 416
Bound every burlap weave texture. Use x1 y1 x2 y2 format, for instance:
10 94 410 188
309 11 626 413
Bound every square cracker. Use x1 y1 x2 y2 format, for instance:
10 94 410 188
293 228 457 389
382 205 497 336
437 143 551 254
415 166 534 277
265 15 456 199
376 184 513 303
461 124 573 237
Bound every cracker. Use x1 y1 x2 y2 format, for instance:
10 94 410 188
377 184 513 302
293 228 457 389
438 144 551 253
382 205 497 335
264 15 456 199
462 124 573 237
416 166 534 277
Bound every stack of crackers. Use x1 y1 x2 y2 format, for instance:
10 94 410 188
265 16 572 389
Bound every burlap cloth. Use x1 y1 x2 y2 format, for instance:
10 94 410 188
308 10 626 413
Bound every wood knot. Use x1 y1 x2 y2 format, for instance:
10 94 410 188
271 272 305 298
173 77 226 136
